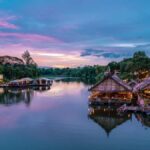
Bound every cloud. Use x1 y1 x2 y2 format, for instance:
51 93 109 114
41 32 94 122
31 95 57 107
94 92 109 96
81 49 104 57
0 14 19 29
0 32 62 43
0 20 18 29
81 49 122 58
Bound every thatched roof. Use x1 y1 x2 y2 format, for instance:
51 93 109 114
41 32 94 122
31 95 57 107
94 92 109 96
133 77 150 92
128 80 138 88
89 73 132 92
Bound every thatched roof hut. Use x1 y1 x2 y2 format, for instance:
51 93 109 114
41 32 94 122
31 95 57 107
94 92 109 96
89 73 132 102
34 78 52 86
8 78 33 87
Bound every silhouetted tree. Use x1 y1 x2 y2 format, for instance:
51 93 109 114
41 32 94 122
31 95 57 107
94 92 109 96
22 50 36 66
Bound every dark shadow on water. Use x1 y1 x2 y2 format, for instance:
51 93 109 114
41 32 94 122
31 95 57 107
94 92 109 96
0 86 51 106
88 105 150 136
135 113 150 128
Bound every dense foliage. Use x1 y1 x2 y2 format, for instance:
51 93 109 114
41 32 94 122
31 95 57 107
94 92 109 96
0 64 39 80
108 51 150 80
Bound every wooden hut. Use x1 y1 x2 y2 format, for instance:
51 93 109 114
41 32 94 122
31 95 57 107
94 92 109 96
33 78 52 86
89 73 133 104
89 106 131 136
133 77 150 99
8 78 33 87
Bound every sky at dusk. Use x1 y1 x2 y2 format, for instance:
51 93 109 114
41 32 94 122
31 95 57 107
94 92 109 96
0 0 150 67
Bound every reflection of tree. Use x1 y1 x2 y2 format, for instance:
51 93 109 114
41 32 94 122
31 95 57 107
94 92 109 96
0 88 34 106
55 78 96 85
0 86 50 106
88 106 132 136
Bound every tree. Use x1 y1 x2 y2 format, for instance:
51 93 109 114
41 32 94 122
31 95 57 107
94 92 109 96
22 50 36 66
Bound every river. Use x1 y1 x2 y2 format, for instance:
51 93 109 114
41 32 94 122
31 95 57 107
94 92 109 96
0 80 149 150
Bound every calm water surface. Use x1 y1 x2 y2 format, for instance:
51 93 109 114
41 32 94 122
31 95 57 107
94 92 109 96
0 81 149 150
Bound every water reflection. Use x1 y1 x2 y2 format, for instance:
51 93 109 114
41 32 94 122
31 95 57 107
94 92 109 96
135 113 150 128
0 86 50 106
88 105 150 136
88 106 132 136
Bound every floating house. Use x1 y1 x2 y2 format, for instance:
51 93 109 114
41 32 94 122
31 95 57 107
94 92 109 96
89 72 133 104
33 78 53 86
8 78 33 87
134 77 150 97
7 78 52 87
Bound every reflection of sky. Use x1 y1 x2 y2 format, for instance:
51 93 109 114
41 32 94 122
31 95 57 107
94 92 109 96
45 81 85 97
1 0 150 67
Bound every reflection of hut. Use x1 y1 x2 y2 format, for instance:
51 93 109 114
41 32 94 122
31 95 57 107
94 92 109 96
33 78 52 86
89 73 132 104
89 106 131 136
135 113 150 128
134 78 150 99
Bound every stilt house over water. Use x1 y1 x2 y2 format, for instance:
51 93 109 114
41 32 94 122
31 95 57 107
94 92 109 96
89 72 133 104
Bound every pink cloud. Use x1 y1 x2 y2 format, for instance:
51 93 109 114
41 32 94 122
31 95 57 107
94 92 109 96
0 20 18 29
0 32 63 43
0 15 19 29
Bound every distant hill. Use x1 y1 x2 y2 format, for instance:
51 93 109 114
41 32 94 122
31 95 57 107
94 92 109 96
0 56 24 65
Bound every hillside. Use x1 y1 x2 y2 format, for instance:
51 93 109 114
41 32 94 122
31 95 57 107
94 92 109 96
0 56 24 65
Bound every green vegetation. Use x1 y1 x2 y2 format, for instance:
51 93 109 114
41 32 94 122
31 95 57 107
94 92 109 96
0 51 39 80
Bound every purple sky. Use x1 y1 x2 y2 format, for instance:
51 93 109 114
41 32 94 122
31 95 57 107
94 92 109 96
0 0 150 67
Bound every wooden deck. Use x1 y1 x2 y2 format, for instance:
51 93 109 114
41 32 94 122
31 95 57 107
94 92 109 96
89 99 131 106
